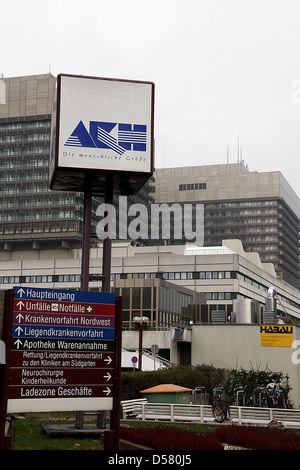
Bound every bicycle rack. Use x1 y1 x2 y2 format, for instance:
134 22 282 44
192 387 208 405
236 389 246 406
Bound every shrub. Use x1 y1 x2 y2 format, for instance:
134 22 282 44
213 425 300 450
121 364 291 404
121 364 229 400
119 424 300 450
223 367 291 405
119 425 223 450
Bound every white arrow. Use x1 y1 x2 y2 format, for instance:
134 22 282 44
16 301 25 311
17 288 25 298
104 356 112 365
16 313 24 323
15 326 23 336
104 387 112 396
103 372 112 381
14 339 22 349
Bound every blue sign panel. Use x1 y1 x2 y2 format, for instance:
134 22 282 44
13 286 116 304
12 325 115 340
8 286 117 410
12 287 116 343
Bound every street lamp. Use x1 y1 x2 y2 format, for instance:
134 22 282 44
133 316 149 371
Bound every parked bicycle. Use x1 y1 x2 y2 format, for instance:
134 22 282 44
212 386 229 423
247 383 288 408
228 385 247 407
247 386 268 407
265 383 287 409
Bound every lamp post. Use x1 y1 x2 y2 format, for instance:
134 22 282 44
133 316 149 371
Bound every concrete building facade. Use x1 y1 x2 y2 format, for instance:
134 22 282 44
170 323 300 408
0 241 299 403
0 73 84 250
1 240 300 330
154 163 300 288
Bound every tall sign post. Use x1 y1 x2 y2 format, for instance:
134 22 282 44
50 74 154 294
0 286 121 450
0 74 154 450
49 74 155 450
0 290 13 450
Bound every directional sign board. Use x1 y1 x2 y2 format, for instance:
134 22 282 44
7 287 117 413
49 74 155 194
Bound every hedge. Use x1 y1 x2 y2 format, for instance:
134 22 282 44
119 424 300 450
120 364 291 404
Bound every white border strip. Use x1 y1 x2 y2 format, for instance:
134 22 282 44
7 397 113 413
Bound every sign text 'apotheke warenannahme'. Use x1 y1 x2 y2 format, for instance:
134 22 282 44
7 287 116 413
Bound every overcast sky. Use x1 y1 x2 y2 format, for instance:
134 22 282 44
2 0 300 195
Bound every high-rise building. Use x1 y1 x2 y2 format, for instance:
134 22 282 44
154 162 300 288
0 73 85 250
0 74 154 251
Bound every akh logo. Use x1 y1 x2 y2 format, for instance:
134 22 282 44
65 121 147 155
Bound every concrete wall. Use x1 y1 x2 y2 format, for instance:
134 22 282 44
0 74 55 118
188 324 300 408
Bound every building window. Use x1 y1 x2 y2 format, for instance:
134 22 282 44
179 183 206 191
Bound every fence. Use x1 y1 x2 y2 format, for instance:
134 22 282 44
121 400 300 429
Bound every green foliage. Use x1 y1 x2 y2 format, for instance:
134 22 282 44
223 365 291 403
121 364 229 400
121 364 291 404
10 418 103 450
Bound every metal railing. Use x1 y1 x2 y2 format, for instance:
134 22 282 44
121 400 300 429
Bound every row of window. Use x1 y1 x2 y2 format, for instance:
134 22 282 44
206 200 278 208
0 172 47 182
206 217 278 225
0 159 47 168
0 198 77 209
0 271 244 284
207 209 278 217
0 185 48 195
206 292 232 300
0 274 81 284
236 272 300 309
125 272 300 309
0 271 299 310
0 133 50 143
0 272 229 284
0 147 49 156
1 223 78 234
179 183 207 191
0 211 76 222
162 271 231 280
0 121 51 131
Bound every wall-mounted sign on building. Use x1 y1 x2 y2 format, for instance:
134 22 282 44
49 74 154 194
260 325 294 347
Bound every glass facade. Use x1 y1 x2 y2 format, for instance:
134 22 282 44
204 199 300 288
112 279 202 330
0 74 84 249
0 115 84 248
